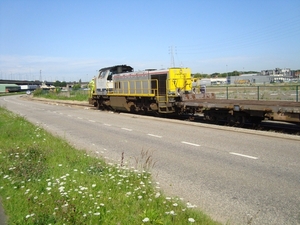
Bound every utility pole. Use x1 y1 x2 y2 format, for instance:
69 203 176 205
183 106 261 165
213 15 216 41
169 46 176 68
39 70 42 81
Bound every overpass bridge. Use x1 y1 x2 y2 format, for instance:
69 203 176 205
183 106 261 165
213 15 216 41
0 79 54 86
0 79 89 87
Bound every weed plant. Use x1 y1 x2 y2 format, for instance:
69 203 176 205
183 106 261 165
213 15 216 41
33 88 88 101
0 107 220 225
0 92 25 97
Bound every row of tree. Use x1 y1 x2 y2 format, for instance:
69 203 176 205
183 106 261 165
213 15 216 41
52 80 82 90
53 80 67 87
193 71 258 79
193 69 300 79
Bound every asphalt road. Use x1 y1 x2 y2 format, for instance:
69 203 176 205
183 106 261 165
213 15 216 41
1 95 300 225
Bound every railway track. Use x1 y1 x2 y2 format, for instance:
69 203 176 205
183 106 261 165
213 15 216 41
25 96 300 136
162 113 300 136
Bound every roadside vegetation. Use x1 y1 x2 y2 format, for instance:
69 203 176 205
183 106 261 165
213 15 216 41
0 106 221 225
33 88 89 101
0 92 25 97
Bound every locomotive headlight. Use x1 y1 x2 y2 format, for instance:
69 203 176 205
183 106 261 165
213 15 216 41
234 105 240 111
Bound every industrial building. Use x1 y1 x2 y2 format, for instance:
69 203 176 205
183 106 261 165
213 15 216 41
227 74 271 85
200 68 297 85
0 84 20 93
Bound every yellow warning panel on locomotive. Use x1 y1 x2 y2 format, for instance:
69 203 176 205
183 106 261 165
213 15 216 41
168 68 192 93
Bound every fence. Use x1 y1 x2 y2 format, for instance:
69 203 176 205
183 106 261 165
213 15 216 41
205 85 299 102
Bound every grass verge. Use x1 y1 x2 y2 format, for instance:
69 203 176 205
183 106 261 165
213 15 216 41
33 89 88 101
0 92 25 97
0 106 221 225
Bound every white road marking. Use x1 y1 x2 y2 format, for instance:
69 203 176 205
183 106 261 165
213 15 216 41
229 152 258 159
89 120 96 123
147 134 162 138
104 123 111 126
122 128 132 131
77 117 82 119
181 141 200 147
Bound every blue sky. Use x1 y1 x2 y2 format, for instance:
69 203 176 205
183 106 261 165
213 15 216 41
0 0 299 82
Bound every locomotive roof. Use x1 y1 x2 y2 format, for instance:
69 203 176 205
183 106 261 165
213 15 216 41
98 65 133 73
114 69 169 77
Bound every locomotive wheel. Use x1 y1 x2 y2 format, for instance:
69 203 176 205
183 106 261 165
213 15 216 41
234 114 246 127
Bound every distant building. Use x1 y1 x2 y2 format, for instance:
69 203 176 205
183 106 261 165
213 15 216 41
227 74 271 85
227 68 295 85
0 84 20 93
194 78 227 86
20 85 38 91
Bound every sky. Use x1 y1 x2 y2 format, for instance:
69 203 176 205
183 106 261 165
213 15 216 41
0 0 299 82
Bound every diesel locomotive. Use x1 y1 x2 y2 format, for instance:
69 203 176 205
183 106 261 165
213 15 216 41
88 65 202 114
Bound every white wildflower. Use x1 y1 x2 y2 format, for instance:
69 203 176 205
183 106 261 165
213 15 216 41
142 217 150 222
188 218 195 223
186 202 197 208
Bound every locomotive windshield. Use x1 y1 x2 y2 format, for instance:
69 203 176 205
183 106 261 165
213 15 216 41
98 70 108 79
97 65 133 80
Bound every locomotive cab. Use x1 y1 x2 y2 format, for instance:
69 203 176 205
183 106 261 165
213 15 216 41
95 65 133 95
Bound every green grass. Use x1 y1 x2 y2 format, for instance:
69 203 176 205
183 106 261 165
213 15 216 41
0 106 221 225
0 92 25 97
33 88 88 101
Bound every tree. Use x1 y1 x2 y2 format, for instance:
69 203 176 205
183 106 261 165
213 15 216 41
211 73 220 78
53 80 67 87
53 80 62 87
61 81 67 87
192 73 209 79
231 71 240 76
72 84 81 90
